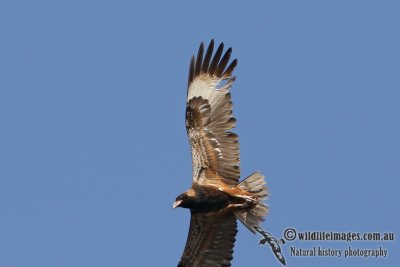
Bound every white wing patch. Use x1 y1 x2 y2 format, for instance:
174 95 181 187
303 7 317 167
187 76 234 109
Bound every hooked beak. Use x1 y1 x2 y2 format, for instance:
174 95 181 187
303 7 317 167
173 199 182 208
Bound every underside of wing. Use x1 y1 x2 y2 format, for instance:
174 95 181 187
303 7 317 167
178 210 237 267
186 40 240 187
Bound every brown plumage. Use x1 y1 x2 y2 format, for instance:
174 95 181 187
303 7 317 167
174 40 269 267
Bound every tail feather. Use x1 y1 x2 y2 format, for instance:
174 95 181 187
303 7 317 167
234 172 268 233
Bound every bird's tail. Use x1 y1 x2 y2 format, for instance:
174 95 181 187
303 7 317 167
234 171 268 233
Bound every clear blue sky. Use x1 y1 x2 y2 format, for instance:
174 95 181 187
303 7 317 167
1 1 399 266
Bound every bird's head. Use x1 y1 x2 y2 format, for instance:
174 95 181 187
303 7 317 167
173 188 196 209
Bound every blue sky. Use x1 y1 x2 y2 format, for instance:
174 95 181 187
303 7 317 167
1 1 399 266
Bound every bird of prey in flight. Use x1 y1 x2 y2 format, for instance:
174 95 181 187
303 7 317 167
173 40 285 267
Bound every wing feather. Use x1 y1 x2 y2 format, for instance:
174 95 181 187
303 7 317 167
215 47 232 77
208 42 224 75
186 40 240 187
195 43 204 77
201 40 214 73
178 211 237 267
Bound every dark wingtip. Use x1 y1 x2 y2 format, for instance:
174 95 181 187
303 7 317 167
201 39 214 73
188 40 237 88
194 42 204 77
208 42 224 75
188 55 195 88
215 47 232 77
223 59 238 78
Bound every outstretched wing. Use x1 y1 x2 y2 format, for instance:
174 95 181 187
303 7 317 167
178 211 237 267
186 40 240 187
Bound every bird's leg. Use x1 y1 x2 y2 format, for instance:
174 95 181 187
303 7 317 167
237 194 258 204
227 203 246 209
227 197 257 210
253 225 286 265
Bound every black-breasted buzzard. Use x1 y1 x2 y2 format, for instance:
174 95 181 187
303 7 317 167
173 40 285 267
